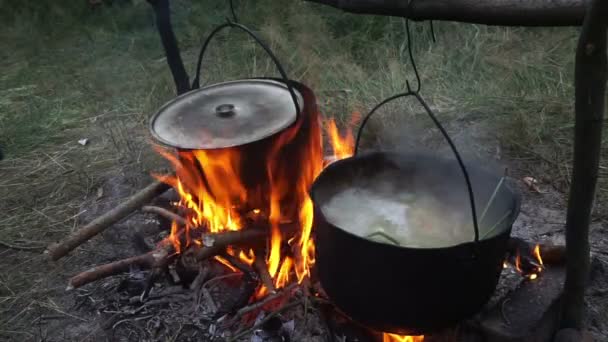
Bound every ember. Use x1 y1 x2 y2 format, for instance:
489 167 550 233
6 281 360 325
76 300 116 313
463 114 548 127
383 333 425 342
509 243 545 280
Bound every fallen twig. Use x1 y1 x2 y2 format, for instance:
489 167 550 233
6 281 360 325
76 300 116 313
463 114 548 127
46 179 172 261
67 244 173 290
142 205 186 225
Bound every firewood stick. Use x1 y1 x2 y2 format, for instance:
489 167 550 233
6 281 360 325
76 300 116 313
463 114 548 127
67 245 172 290
233 282 298 319
46 180 172 261
192 229 269 261
253 249 276 293
141 205 186 225
66 224 283 290
540 244 567 265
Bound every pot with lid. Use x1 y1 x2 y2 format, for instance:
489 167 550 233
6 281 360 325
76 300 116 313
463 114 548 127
310 92 521 335
149 23 321 213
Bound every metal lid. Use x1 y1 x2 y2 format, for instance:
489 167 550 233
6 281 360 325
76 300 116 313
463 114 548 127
150 79 302 150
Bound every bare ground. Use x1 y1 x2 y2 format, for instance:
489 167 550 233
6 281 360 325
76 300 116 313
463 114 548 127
1 113 606 342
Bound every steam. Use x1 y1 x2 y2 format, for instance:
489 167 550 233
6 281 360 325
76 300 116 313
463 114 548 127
323 107 519 246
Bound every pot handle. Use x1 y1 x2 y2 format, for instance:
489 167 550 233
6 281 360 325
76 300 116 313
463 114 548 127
191 21 301 119
354 92 481 244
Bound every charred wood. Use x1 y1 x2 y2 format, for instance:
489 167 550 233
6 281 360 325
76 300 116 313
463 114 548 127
507 237 567 267
253 248 277 293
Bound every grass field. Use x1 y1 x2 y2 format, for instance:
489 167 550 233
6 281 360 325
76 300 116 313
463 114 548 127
0 0 606 338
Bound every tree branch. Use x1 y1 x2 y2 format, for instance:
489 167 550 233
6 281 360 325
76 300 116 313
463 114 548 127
560 0 608 330
305 0 589 26
45 180 171 261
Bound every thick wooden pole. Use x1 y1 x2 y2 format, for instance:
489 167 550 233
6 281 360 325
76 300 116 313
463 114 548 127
560 0 607 331
305 0 589 26
45 180 171 261
147 0 191 95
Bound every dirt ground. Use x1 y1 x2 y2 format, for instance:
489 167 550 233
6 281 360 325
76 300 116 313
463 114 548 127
0 116 607 342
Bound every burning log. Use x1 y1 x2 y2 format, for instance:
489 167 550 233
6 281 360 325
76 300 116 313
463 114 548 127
67 228 271 290
253 249 277 293
190 229 269 262
67 245 172 290
46 180 172 261
507 238 566 267
141 205 187 225
216 253 261 318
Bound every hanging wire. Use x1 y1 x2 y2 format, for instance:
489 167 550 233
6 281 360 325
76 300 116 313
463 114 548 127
228 0 238 23
353 14 481 244
354 91 481 244
192 21 301 118
429 21 437 43
404 19 421 94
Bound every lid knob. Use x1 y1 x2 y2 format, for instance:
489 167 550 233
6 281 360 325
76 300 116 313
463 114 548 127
215 104 236 118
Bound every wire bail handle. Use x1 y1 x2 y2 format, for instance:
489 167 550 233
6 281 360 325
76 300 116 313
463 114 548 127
192 20 301 120
354 92 481 245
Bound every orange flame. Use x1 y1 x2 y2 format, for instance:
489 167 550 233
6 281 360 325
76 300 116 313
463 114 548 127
276 257 293 288
214 255 237 272
154 106 358 299
383 333 425 342
514 250 522 273
239 249 255 266
510 244 544 280
533 244 544 267
325 112 359 161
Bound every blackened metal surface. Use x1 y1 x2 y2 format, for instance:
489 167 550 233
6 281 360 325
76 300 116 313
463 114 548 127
311 152 521 334
150 79 301 150
167 79 319 218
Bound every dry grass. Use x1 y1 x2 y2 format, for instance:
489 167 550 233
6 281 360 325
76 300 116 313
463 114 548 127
0 0 606 339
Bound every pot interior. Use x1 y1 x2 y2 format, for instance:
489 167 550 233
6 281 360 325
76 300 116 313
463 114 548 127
312 151 520 249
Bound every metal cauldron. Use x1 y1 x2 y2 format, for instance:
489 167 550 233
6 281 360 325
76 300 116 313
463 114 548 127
310 92 521 335
149 23 321 214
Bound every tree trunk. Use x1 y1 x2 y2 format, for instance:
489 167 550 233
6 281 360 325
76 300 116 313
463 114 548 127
560 0 608 330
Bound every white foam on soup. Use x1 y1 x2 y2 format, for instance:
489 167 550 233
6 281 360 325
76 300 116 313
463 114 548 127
321 181 475 248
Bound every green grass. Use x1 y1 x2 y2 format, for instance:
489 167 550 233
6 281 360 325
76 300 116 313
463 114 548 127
2 0 605 238
1 0 605 224
1 0 607 338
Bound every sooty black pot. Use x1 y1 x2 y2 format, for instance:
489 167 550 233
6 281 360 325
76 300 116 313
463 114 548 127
311 151 521 335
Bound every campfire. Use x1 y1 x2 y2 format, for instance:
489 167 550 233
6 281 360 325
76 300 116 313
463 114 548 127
44 24 558 342
151 112 345 297
149 107 430 341
45 86 556 341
